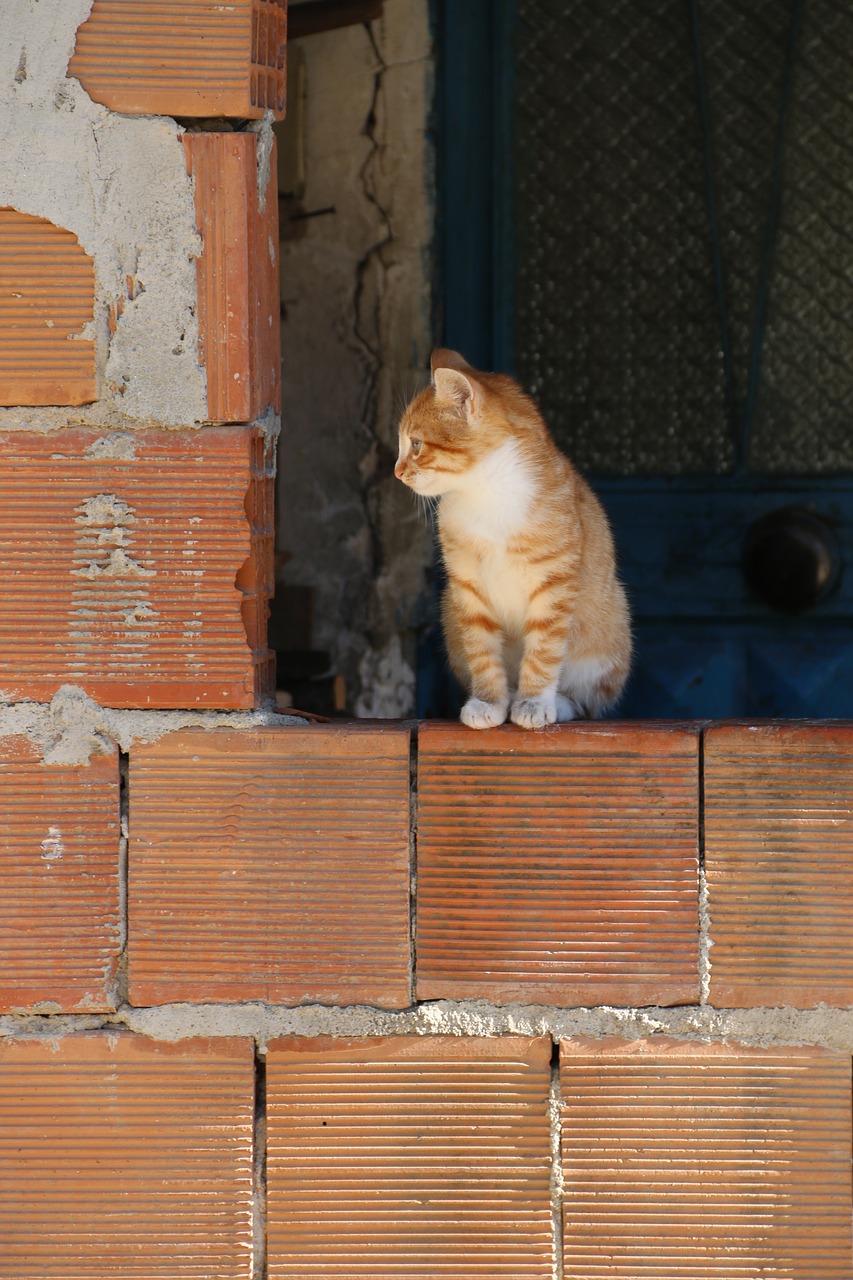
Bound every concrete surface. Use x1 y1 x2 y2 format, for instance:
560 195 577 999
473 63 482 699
0 0 206 426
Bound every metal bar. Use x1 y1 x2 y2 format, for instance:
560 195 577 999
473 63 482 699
438 0 498 370
491 0 517 374
740 0 805 469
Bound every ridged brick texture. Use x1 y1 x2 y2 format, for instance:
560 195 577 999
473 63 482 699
416 723 700 1005
183 132 281 423
0 1035 254 1278
68 0 287 119
128 726 411 1007
0 208 95 406
237 429 276 671
705 722 853 1008
266 1035 553 1278
559 1038 852 1279
0 425 273 708
0 737 119 1013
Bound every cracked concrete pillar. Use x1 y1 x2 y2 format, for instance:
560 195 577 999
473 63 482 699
276 0 435 716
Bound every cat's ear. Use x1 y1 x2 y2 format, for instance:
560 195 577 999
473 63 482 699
430 348 472 376
433 367 476 418
431 349 480 420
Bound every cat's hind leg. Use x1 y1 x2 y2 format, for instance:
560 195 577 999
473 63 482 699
554 693 578 722
560 655 628 719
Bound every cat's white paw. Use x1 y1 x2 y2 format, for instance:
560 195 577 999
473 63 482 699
460 697 508 729
510 695 557 730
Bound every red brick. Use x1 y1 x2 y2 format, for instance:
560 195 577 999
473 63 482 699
0 1035 254 1278
705 722 853 1008
69 0 287 119
183 132 281 423
266 1035 553 1278
416 722 700 1006
0 208 95 406
237 428 276 669
128 726 411 1007
0 425 273 708
0 737 119 1013
560 1037 852 1279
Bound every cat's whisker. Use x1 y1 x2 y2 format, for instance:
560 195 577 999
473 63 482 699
415 492 437 528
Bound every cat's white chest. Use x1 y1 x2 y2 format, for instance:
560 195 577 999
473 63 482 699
441 441 534 541
440 442 536 629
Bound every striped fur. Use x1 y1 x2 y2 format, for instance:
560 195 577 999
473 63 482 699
395 350 631 729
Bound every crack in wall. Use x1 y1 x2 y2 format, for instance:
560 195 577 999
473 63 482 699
276 8 434 716
115 750 129 1007
253 1047 269 1280
407 724 418 1007
349 24 434 716
549 1046 564 1280
698 730 713 1003
699 863 713 1005
352 23 396 598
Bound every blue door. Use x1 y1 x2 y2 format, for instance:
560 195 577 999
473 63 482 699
429 0 853 718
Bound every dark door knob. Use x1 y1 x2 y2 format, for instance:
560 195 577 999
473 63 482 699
742 508 841 613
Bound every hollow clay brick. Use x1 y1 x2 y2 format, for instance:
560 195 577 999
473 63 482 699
0 736 119 1013
128 726 411 1007
183 132 281 423
705 722 853 1007
0 1035 254 1278
266 1035 553 1278
0 424 274 709
0 208 95 406
69 0 287 119
416 722 700 1006
560 1038 852 1279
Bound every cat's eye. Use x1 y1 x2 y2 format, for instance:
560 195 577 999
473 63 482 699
411 438 422 457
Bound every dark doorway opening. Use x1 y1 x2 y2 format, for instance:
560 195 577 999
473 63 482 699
432 0 853 717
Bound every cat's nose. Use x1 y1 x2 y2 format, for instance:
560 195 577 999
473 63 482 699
394 458 405 479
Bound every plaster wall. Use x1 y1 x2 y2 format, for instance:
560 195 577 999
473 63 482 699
277 2 435 716
0 0 207 427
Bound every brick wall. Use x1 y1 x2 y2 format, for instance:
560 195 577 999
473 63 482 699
1 5 852 1277
2 717 853 1276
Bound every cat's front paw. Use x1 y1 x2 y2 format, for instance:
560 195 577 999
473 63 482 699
510 695 557 730
460 697 508 729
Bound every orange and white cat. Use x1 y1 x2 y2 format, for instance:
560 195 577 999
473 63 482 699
395 349 631 729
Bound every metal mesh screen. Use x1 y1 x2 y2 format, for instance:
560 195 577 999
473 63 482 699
514 0 853 475
514 1 731 474
750 3 853 471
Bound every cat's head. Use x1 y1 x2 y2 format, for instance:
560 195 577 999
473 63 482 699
394 349 515 496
